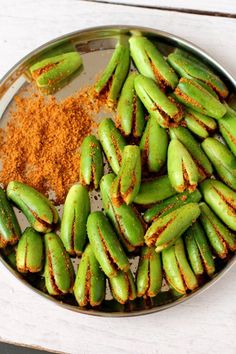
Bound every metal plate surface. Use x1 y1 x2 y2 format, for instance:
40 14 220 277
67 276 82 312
0 26 236 317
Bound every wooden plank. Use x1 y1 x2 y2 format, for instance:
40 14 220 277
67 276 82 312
0 261 235 354
0 1 236 353
95 0 236 15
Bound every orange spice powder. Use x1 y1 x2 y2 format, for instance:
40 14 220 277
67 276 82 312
0 87 107 204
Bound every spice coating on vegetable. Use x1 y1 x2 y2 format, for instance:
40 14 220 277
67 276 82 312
0 34 235 312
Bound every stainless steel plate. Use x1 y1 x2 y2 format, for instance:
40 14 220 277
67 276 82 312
0 26 236 317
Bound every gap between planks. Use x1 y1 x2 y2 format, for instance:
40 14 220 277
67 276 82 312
85 0 236 18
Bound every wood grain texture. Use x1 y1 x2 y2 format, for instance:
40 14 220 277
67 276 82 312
0 261 236 354
95 0 236 14
0 1 236 353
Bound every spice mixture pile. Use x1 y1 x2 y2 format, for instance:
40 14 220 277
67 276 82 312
0 87 106 204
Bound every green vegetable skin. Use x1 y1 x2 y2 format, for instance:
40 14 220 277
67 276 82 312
184 222 215 276
87 212 130 278
117 72 145 138
80 135 104 189
5 36 236 308
16 227 43 273
134 175 177 205
199 202 236 258
140 115 168 173
130 36 178 89
98 118 126 175
162 238 198 294
174 78 226 119
60 184 90 256
219 105 236 156
145 203 201 252
100 173 145 251
134 75 183 128
144 189 202 223
7 181 59 233
184 108 217 139
95 38 130 105
202 137 236 190
44 233 75 295
200 179 236 231
0 188 21 248
167 139 199 193
136 246 162 297
170 126 213 180
109 270 136 304
111 145 141 205
167 50 228 98
74 244 105 307
30 52 82 93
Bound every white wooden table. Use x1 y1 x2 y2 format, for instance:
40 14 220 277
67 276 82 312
0 1 236 353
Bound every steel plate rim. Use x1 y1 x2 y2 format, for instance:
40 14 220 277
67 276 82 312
0 252 236 317
1 25 236 88
0 25 236 317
